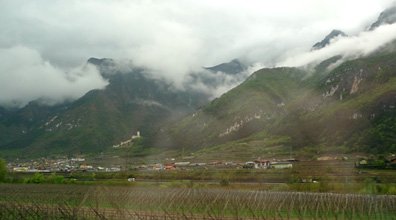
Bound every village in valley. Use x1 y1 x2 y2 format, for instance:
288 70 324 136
7 154 296 174
8 131 395 174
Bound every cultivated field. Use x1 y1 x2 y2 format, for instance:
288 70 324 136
0 184 395 219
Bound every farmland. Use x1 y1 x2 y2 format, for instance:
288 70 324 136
3 158 396 219
1 184 395 219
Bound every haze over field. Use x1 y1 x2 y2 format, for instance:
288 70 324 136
1 0 396 107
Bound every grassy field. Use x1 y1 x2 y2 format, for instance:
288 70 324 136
1 184 395 219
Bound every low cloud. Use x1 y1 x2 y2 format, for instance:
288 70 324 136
185 63 265 99
278 23 396 67
0 0 395 106
0 46 108 107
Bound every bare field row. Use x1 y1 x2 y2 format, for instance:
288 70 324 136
1 184 395 219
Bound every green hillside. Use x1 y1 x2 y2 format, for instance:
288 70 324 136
2 50 396 159
157 67 310 150
0 60 209 158
0 58 250 158
159 50 396 157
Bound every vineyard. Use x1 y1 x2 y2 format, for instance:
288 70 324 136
0 184 395 219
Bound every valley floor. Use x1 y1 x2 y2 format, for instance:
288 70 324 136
3 158 396 219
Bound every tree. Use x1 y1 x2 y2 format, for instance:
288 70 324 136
0 158 7 182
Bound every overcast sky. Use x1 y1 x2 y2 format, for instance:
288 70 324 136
0 0 395 107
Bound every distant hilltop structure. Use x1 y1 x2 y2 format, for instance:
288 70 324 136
112 131 141 148
132 131 140 139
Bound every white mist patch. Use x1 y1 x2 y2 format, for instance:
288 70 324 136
211 63 267 99
278 23 396 67
188 62 266 99
0 46 108 107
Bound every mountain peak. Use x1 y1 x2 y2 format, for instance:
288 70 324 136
87 57 120 78
87 57 114 66
312 30 347 50
205 59 247 75
369 6 396 30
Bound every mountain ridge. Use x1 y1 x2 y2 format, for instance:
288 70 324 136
1 6 396 159
161 48 396 156
0 58 249 158
312 30 347 50
369 5 396 30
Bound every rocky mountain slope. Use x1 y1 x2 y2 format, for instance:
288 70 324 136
159 45 396 155
0 58 248 157
369 5 396 30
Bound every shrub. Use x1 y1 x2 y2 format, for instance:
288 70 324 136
0 159 6 182
46 173 65 184
24 173 45 184
23 173 67 184
219 179 229 186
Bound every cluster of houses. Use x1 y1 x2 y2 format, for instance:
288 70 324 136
243 159 294 169
9 157 121 173
8 155 295 173
136 159 294 171
139 162 209 171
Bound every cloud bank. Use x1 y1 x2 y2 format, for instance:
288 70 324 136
0 46 108 107
278 23 396 67
0 0 395 106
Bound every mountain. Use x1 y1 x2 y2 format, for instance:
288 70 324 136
0 59 204 157
369 5 396 30
0 102 71 156
0 58 250 158
2 8 396 159
205 59 247 75
312 30 347 50
156 67 307 149
159 46 396 156
184 59 249 96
